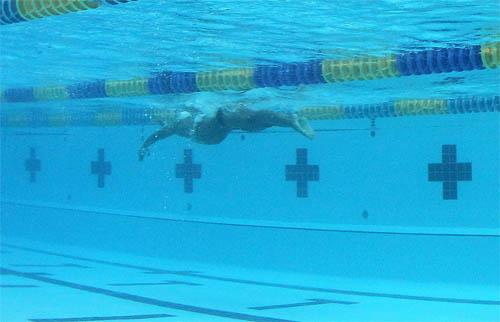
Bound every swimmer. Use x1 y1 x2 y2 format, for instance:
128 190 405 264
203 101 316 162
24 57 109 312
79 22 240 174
138 105 315 161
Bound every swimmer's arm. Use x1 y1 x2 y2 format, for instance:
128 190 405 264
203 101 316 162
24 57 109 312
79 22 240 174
138 125 176 161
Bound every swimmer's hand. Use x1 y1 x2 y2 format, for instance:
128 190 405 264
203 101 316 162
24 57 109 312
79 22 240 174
292 115 315 139
138 147 149 162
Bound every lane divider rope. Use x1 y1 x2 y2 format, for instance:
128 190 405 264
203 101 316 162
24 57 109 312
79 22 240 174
0 0 137 25
1 42 498 104
1 96 498 128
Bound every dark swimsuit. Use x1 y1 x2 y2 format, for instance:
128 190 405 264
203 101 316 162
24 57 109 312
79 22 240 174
192 108 231 144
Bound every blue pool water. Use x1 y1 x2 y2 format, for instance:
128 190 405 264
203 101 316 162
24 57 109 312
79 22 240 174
1 1 499 321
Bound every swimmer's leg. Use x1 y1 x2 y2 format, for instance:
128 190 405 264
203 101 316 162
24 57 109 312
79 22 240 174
138 125 176 161
226 108 315 139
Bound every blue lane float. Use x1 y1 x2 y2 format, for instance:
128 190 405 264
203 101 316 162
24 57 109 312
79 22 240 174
1 96 498 128
0 0 138 25
0 42 499 104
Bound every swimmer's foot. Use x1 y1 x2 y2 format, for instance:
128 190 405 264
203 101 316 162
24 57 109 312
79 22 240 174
138 147 149 162
291 115 315 139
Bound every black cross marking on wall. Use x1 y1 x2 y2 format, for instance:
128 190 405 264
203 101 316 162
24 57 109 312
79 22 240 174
25 147 41 183
176 149 201 193
91 148 111 188
428 145 472 200
285 148 319 198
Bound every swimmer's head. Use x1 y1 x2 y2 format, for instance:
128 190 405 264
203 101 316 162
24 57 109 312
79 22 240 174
178 111 192 120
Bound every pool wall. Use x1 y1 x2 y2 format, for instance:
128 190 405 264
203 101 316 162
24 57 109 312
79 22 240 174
1 111 499 285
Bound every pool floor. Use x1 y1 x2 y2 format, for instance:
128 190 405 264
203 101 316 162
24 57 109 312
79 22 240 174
1 238 499 322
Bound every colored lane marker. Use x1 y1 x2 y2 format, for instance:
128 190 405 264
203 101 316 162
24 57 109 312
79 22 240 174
428 145 472 200
175 149 201 193
4 243 499 305
91 148 111 188
0 267 296 322
12 263 91 269
285 148 319 198
29 313 173 321
108 280 201 286
0 271 52 276
0 284 38 288
249 298 357 310
25 147 41 183
143 270 201 275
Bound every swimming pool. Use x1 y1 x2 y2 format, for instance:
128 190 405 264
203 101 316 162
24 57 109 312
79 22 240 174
1 1 499 321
